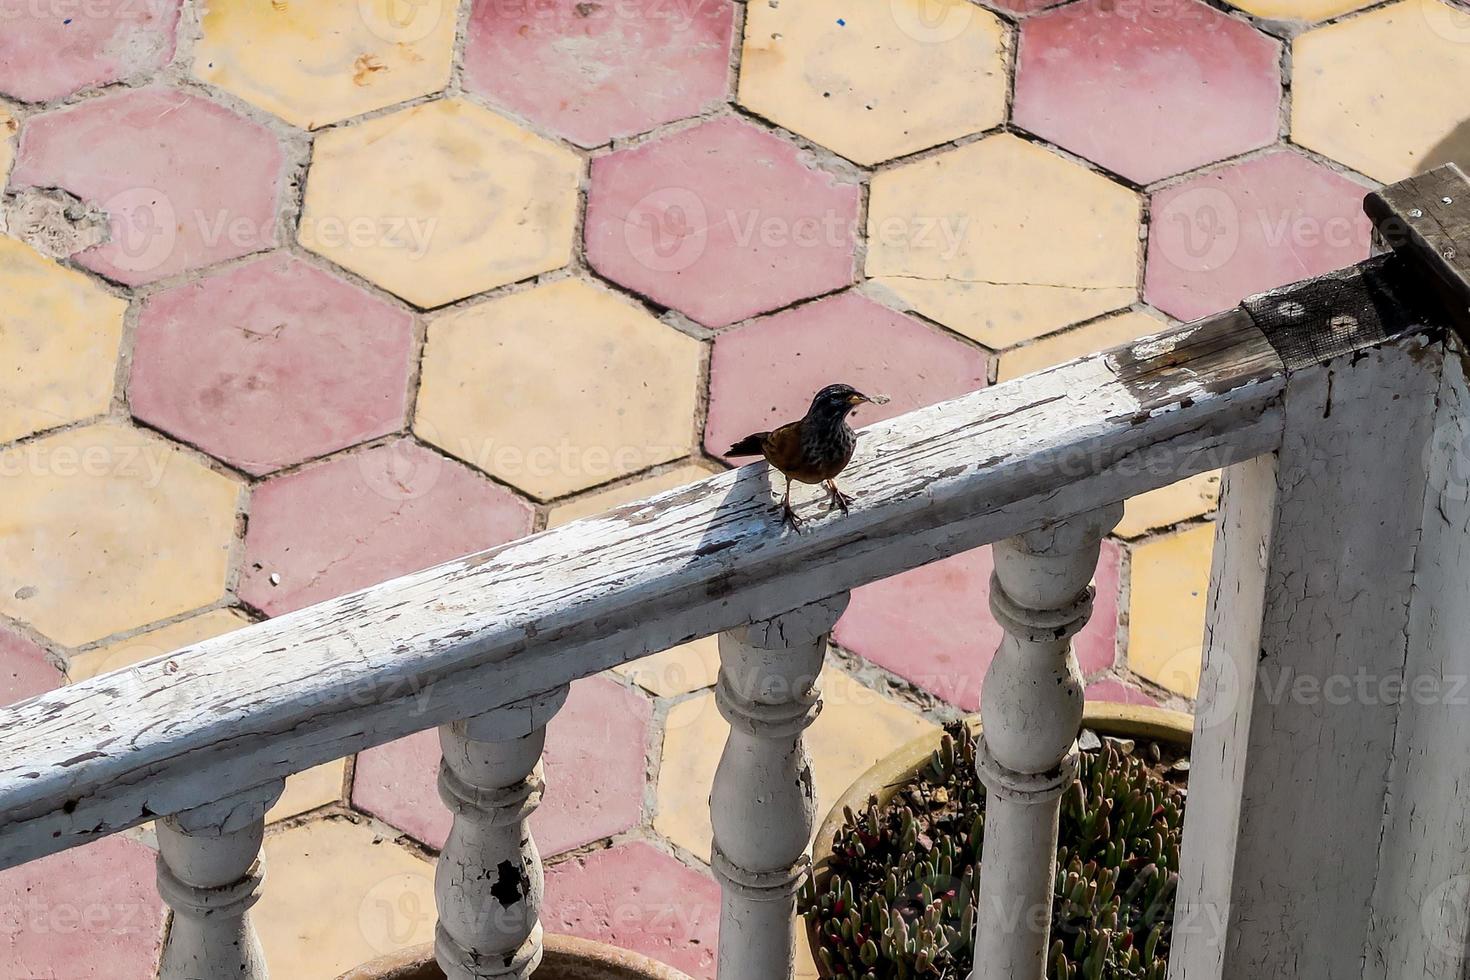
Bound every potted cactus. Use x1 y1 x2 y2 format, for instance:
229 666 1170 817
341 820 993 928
802 703 1191 979
336 935 695 980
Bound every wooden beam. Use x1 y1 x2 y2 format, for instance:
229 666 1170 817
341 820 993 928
1364 335 1470 979
0 308 1286 871
1171 326 1446 979
1365 164 1470 330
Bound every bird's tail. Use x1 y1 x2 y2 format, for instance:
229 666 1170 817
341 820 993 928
726 432 769 457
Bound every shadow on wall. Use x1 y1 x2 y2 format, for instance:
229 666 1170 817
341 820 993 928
1421 117 1470 173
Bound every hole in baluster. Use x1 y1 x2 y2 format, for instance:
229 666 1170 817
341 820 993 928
490 860 529 908
799 763 815 801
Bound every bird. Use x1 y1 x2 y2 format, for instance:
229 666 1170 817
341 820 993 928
726 383 888 531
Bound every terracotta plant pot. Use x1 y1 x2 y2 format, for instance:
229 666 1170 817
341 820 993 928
806 701 1194 976
337 935 696 980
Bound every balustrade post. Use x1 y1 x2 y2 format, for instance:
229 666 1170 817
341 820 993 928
711 594 850 980
971 505 1122 980
435 686 569 980
156 779 285 980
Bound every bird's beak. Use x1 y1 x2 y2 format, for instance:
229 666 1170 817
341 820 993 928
852 393 890 406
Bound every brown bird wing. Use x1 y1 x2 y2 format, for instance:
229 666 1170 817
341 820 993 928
760 421 807 474
726 431 770 457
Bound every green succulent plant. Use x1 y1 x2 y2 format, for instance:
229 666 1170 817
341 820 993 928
800 722 1186 979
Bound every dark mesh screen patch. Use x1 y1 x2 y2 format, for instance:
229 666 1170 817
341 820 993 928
1243 253 1441 371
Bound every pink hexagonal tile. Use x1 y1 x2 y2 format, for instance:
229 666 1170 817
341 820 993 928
586 116 859 327
704 291 988 461
1086 678 1160 707
130 254 416 475
0 0 181 103
544 841 720 979
0 835 165 978
12 86 284 284
464 0 735 148
833 541 1121 712
1013 0 1281 184
239 439 533 616
990 0 1067 12
352 674 651 856
1 626 61 705
1144 149 1373 321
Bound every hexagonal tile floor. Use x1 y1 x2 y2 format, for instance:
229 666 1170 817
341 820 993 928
130 253 416 474
1013 0 1281 185
416 278 702 499
738 0 1008 166
300 98 582 308
465 0 736 148
0 0 1425 972
866 133 1142 347
586 115 861 327
10 86 285 284
194 0 456 130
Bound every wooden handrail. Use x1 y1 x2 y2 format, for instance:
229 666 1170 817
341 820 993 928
2 164 1467 980
0 305 1287 870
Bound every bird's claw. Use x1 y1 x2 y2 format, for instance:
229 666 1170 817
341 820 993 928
826 486 852 514
781 502 804 533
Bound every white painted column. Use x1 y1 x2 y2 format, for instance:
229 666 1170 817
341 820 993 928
971 504 1122 980
1365 343 1470 978
1171 336 1445 980
156 780 284 980
435 686 569 980
711 594 849 980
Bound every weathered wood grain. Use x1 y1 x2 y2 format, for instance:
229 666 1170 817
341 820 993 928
0 309 1285 870
1365 164 1470 329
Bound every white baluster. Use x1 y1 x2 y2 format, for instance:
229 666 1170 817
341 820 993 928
435 686 569 980
971 505 1122 980
156 780 285 980
711 594 849 980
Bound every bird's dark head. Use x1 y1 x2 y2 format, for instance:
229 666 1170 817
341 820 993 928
808 383 888 421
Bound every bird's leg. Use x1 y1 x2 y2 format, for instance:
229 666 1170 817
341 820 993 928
780 476 803 532
824 479 852 514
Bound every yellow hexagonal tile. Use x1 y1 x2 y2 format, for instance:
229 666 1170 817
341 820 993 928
0 422 240 646
1127 523 1216 698
867 134 1141 348
1 106 16 180
66 608 344 822
655 667 935 861
1116 473 1221 540
0 236 127 445
1293 0 1470 183
996 309 1168 382
256 817 436 979
300 99 582 308
194 0 456 130
416 279 702 500
738 0 1008 166
1229 0 1377 20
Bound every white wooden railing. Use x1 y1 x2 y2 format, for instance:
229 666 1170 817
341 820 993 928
2 167 1469 980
